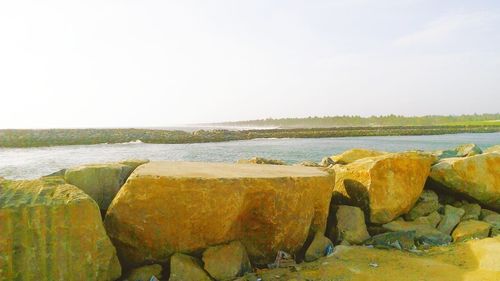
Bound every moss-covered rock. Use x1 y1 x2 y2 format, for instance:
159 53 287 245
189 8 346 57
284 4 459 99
331 205 370 245
170 253 212 281
461 202 481 221
236 157 285 165
64 163 133 211
452 220 491 242
364 231 416 250
404 190 439 221
119 159 150 170
125 264 162 281
0 179 121 281
455 143 482 157
414 211 442 228
202 241 252 280
305 232 333 262
437 205 465 235
382 220 451 246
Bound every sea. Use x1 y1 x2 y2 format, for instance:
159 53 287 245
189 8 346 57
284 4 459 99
0 132 498 179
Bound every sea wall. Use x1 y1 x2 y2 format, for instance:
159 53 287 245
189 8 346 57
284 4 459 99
0 143 499 281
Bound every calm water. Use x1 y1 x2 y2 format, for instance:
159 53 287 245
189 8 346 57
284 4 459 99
1 132 499 179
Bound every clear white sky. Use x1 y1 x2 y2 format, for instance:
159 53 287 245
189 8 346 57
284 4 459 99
0 0 499 128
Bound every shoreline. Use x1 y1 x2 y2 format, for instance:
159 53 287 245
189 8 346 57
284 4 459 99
1 125 499 148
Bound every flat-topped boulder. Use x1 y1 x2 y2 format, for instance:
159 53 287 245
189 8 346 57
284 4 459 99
332 152 433 224
105 161 335 266
0 179 121 281
429 153 500 211
331 148 387 165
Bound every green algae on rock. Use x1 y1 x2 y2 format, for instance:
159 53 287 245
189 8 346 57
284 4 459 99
64 163 134 211
0 179 121 281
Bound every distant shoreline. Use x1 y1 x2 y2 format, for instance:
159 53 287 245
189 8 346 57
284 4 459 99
1 125 499 148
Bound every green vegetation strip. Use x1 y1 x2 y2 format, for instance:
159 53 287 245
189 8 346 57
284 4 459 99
1 125 499 148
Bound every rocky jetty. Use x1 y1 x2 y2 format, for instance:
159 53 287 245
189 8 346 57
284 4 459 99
1 143 499 281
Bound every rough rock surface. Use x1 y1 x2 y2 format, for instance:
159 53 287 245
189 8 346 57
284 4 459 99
333 152 433 224
404 190 439 221
119 159 150 170
105 161 334 266
202 241 252 280
297 160 321 167
236 157 285 165
383 220 451 246
437 205 465 235
484 145 500 153
461 202 481 221
305 232 333 262
125 264 162 281
452 220 491 242
482 214 500 229
169 253 212 281
429 153 500 210
64 163 134 211
455 143 482 157
331 205 370 244
331 148 387 165
433 144 483 162
240 236 500 281
320 157 334 167
480 209 498 220
0 179 121 281
364 231 416 250
414 211 442 228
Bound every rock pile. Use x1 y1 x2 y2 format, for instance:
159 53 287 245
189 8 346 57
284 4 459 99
1 143 499 281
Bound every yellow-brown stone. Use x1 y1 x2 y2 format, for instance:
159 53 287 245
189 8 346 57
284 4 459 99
452 220 492 242
104 161 335 266
331 148 387 165
333 152 433 224
0 179 121 281
429 153 500 210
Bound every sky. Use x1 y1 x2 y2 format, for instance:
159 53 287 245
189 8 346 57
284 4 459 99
0 0 499 128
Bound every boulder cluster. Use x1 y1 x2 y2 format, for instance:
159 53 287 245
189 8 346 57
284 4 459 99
0 143 499 281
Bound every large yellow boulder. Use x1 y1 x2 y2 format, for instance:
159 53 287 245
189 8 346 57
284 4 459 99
429 153 500 210
333 152 433 224
104 161 335 266
0 179 121 281
331 148 387 165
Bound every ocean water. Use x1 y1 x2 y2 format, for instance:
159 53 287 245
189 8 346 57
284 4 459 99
0 132 498 180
